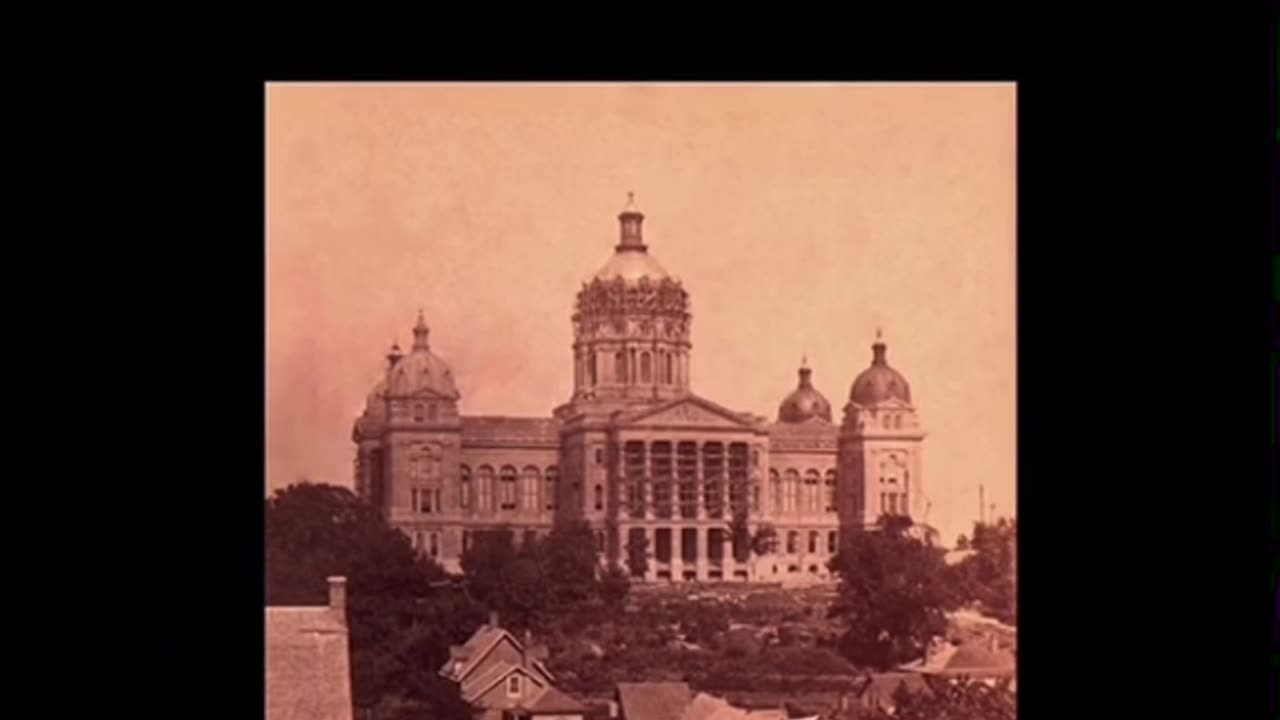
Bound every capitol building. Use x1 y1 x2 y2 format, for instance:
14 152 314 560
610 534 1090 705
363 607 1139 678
351 197 926 583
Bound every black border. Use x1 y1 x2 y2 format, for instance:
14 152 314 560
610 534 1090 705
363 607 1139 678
58 5 1271 719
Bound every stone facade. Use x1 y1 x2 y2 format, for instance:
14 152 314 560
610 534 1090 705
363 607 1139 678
352 197 926 582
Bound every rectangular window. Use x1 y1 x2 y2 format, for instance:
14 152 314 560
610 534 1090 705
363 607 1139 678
507 675 521 697
500 474 517 510
652 442 673 519
430 533 439 558
808 532 818 554
728 443 749 515
677 441 698 519
828 531 837 554
702 443 724 519
522 474 539 511
625 441 646 518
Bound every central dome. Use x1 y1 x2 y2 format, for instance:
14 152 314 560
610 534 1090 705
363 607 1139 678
777 361 833 423
594 250 670 282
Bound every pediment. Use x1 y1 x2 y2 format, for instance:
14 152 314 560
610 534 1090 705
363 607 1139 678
619 395 758 430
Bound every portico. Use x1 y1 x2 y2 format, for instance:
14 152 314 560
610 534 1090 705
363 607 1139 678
606 395 769 582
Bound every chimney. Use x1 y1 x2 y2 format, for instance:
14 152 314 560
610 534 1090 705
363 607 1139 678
489 610 500 629
608 700 619 719
327 576 347 616
522 629 532 666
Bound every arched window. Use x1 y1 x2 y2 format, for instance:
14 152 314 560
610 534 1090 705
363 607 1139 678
824 469 837 512
588 353 598 386
615 351 627 383
521 466 541 511
808 531 818 554
640 351 652 383
499 466 518 510
594 484 604 511
413 403 425 422
459 465 472 509
665 352 674 384
803 470 821 512
544 465 558 511
786 531 799 554
784 470 800 513
769 469 782 513
477 465 495 512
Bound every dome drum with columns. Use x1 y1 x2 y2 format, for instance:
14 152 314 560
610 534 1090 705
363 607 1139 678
352 195 927 583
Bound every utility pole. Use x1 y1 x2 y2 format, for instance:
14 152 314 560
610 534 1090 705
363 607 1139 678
979 484 985 525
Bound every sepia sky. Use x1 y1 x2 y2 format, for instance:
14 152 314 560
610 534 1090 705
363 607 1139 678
266 83 1016 545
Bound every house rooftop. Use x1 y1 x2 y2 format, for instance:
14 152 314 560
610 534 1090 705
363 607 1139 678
266 578 353 720
617 682 694 720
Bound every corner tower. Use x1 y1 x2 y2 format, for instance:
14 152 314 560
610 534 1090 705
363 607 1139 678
352 311 464 526
836 330 927 530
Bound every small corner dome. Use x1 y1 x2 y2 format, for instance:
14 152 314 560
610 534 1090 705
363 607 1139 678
849 333 912 406
386 312 461 400
387 349 459 399
777 362 833 423
353 380 388 438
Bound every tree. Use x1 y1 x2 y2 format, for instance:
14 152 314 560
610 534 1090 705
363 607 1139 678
751 523 778 557
728 508 753 564
459 526 519 611
868 678 1016 720
458 520 614 634
949 518 1017 624
544 520 604 607
266 483 475 720
599 563 632 609
625 529 650 579
827 515 955 670
955 533 970 550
